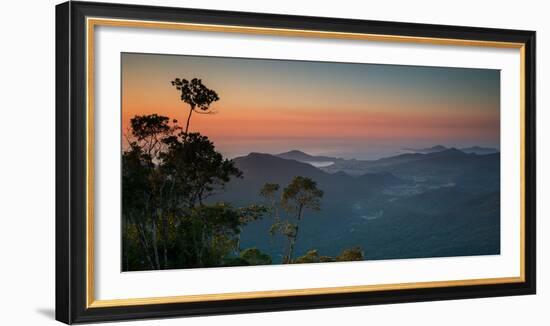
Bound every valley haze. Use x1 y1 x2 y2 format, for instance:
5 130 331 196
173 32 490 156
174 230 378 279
214 145 500 263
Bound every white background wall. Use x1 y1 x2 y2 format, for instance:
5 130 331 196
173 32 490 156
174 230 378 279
0 0 547 324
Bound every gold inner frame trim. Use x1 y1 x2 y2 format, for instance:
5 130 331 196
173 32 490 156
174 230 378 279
89 277 521 308
86 17 527 308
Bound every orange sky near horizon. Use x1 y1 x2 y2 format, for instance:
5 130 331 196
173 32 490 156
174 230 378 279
121 53 500 159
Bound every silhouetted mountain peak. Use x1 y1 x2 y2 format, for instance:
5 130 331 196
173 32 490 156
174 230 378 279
282 150 307 155
402 144 499 156
430 145 448 151
402 145 448 153
234 152 323 173
245 152 277 159
276 150 339 162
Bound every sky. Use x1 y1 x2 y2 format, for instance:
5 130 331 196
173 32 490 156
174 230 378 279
121 52 500 160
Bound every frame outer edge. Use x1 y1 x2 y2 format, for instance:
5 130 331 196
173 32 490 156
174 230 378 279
60 1 536 323
72 2 91 323
55 1 72 324
526 31 536 294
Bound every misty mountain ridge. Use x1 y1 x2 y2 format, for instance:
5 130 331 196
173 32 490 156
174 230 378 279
228 152 408 197
229 149 499 210
274 146 498 169
402 145 499 155
460 146 500 155
215 147 500 262
271 148 499 184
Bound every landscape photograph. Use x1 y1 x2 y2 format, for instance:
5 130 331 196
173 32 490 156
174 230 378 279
121 52 501 272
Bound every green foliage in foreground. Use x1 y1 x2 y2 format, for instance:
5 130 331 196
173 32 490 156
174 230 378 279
293 247 364 264
239 248 273 265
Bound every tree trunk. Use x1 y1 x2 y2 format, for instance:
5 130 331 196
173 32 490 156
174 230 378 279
134 220 155 270
162 214 169 269
286 236 297 264
198 223 208 267
156 205 169 270
151 221 161 269
235 229 242 255
184 107 194 134
285 204 303 263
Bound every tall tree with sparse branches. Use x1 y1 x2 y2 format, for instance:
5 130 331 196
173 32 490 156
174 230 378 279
281 176 323 263
171 78 220 134
259 177 324 264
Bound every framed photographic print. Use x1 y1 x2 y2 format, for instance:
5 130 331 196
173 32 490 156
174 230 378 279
55 1 536 324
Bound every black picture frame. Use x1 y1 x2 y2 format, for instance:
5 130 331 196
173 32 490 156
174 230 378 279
56 1 536 324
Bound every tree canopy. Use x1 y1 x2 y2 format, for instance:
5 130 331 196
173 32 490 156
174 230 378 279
171 78 220 134
122 112 261 270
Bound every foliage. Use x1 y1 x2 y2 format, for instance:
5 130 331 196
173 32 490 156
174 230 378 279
160 132 242 207
126 114 179 159
336 247 364 262
293 250 322 264
239 248 272 265
238 205 269 224
176 204 242 268
260 176 324 263
293 248 364 264
171 78 220 134
122 105 259 270
171 78 220 112
281 176 324 214
260 183 280 201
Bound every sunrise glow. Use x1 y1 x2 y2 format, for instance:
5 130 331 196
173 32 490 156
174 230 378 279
122 53 500 159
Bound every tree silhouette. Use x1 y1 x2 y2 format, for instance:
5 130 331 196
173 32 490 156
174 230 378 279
127 114 178 158
260 183 282 236
122 113 255 270
281 176 323 263
261 179 357 264
161 132 242 207
171 78 220 134
259 179 363 265
123 114 177 269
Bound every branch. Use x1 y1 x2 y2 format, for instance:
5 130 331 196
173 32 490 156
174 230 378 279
194 109 218 115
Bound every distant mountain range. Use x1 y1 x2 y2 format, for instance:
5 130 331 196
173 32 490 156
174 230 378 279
221 153 409 203
274 146 499 174
461 146 500 155
229 148 499 194
209 148 500 262
278 148 500 187
402 145 448 153
402 145 499 155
